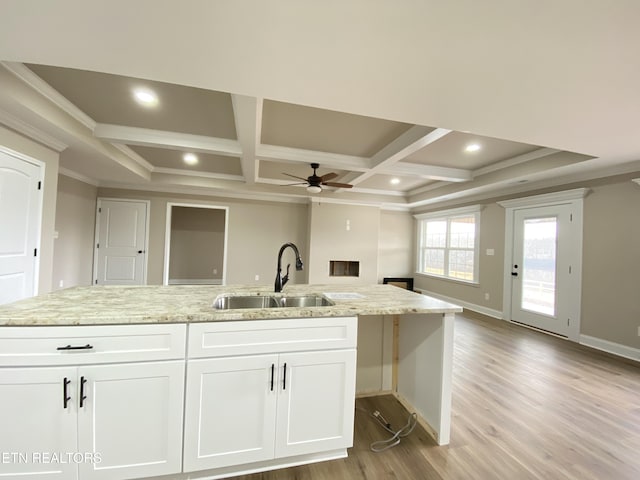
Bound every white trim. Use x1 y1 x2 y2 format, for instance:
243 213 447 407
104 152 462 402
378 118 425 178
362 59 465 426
93 198 150 285
163 203 229 286
93 123 242 157
473 147 560 177
414 289 504 319
2 62 96 129
111 143 155 171
580 335 640 362
497 187 590 209
501 190 586 342
231 94 262 184
58 167 99 186
413 204 483 220
153 167 245 182
0 108 68 152
390 162 471 182
257 144 370 171
632 178 640 186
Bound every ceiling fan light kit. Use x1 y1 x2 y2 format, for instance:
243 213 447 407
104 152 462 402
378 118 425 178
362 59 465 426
282 162 354 194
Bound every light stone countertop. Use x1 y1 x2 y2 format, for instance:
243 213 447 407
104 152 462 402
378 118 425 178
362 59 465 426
0 284 462 326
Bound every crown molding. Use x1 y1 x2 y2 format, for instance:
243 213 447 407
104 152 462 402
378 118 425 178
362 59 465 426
473 147 561 177
58 167 100 186
497 188 590 209
1 62 96 130
111 143 155 171
0 108 68 152
257 144 370 171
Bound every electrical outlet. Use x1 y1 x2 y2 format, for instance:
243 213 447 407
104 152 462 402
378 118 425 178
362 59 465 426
484 293 490 301
213 268 217 275
255 274 260 281
58 280 64 288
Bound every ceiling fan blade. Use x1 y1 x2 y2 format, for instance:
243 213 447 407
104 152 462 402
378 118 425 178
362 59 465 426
282 173 309 182
320 172 338 182
323 182 354 188
283 182 308 186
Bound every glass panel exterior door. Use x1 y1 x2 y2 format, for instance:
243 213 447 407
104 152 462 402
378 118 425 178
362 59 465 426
511 205 572 336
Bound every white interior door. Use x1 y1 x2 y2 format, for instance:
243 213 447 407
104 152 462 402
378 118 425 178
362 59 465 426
95 199 147 285
510 204 574 336
0 151 42 305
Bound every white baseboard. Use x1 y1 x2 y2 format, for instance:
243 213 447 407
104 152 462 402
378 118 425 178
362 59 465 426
415 289 503 320
580 335 640 362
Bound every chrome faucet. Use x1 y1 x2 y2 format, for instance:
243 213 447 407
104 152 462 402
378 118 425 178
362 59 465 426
274 242 304 292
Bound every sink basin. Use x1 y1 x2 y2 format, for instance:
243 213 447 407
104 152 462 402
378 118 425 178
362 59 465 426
213 295 278 310
213 294 334 310
276 295 334 308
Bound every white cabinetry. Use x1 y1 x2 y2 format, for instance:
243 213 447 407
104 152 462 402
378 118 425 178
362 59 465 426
183 317 357 476
0 324 186 480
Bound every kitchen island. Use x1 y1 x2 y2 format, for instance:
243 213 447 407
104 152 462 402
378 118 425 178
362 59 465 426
0 284 461 480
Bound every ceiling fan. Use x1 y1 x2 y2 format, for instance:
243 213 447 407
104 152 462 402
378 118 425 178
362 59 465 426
283 163 354 193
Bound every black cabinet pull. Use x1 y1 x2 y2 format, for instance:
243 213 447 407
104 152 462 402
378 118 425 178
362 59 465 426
63 377 71 409
270 364 275 391
80 376 87 408
282 363 287 390
511 272 518 276
57 344 94 351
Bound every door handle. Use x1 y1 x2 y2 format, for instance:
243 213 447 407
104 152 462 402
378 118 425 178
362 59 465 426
137 250 144 254
511 272 518 277
79 376 87 408
63 377 71 409
282 363 287 391
57 344 94 351
270 363 275 391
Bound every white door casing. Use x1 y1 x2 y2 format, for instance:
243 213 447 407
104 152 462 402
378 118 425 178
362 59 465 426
94 199 149 285
500 189 587 341
0 150 42 304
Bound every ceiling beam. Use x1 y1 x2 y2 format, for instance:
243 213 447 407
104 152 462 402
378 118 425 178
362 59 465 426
231 94 262 184
390 162 472 182
93 123 241 157
347 127 453 185
257 144 370 171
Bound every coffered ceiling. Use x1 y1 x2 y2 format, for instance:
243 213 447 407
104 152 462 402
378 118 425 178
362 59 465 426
0 1 639 210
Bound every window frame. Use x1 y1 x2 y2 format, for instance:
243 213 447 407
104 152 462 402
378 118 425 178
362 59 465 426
414 205 482 284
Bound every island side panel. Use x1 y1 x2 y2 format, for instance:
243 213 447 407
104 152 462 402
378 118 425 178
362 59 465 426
397 312 454 445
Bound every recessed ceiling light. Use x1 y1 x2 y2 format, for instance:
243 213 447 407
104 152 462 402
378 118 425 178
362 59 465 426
390 178 401 185
133 87 158 107
465 143 481 153
183 153 198 165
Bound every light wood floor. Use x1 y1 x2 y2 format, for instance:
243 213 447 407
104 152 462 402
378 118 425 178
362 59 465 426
236 312 640 479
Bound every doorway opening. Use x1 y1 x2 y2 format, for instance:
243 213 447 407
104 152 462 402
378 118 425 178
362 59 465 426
163 203 229 286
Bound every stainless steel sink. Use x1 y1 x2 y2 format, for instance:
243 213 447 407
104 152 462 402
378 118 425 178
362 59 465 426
213 295 279 310
276 295 334 307
213 294 334 310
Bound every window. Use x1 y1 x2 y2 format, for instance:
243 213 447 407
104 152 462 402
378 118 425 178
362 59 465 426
415 206 481 283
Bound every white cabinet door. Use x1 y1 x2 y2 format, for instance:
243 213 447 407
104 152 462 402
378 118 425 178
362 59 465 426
77 361 185 480
275 349 357 458
183 355 278 472
0 367 78 479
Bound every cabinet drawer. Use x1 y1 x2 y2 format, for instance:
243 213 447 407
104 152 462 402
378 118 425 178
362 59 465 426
188 316 357 358
0 323 187 366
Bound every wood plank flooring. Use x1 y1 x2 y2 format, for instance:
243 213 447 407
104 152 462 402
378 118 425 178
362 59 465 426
235 312 640 479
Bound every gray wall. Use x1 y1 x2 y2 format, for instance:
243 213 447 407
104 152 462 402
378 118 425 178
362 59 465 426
52 175 97 290
97 188 309 286
582 179 640 347
378 210 415 283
